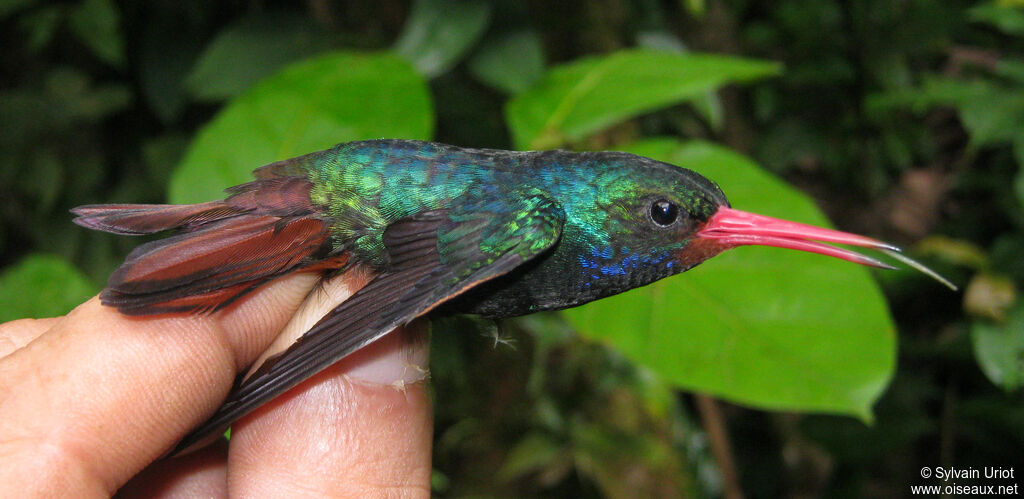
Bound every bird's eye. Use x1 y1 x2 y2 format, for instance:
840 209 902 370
650 199 680 226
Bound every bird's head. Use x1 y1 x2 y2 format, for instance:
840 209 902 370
569 151 952 290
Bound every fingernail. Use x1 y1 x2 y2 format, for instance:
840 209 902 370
342 319 430 388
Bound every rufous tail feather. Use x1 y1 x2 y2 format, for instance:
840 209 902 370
72 177 343 315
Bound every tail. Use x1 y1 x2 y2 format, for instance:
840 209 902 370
73 177 345 315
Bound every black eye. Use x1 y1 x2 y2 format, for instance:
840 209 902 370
650 199 679 226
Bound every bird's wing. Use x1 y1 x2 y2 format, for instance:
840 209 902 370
173 189 564 453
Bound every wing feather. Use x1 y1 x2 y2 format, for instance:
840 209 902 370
172 194 564 454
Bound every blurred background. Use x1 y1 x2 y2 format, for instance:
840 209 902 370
1 0 1021 496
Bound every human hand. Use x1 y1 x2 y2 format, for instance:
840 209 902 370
0 273 432 497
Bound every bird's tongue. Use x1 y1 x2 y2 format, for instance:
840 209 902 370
697 207 897 268
697 207 956 289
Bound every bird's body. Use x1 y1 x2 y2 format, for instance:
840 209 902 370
80 140 729 319
72 139 941 453
301 139 726 316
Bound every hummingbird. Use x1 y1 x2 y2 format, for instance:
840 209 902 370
72 139 951 453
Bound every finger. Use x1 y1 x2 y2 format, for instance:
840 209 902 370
116 439 228 499
0 272 320 496
0 317 61 358
227 277 433 497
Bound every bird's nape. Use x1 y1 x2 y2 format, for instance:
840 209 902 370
696 206 956 290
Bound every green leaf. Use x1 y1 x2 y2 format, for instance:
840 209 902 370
44 68 131 122
184 13 337 102
682 0 706 17
19 5 63 52
635 33 725 131
68 0 124 68
430 470 450 493
0 67 133 141
505 49 780 150
497 432 565 482
997 58 1024 84
468 29 545 94
1015 139 1024 206
394 0 491 78
955 85 1024 149
867 77 1024 150
0 254 97 321
969 2 1024 37
561 138 896 419
169 51 433 204
971 300 1024 392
